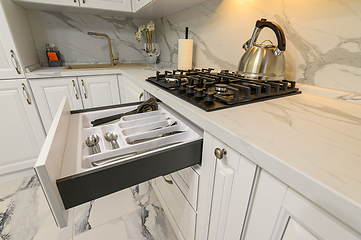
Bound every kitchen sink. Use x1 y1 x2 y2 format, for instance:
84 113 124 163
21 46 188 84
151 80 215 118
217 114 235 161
63 62 151 71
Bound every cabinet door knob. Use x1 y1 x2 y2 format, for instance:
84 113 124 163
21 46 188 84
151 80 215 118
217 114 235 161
214 148 227 159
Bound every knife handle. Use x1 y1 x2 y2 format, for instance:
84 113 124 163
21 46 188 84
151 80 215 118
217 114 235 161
91 109 137 126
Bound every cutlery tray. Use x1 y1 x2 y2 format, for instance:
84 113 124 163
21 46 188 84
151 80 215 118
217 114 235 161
81 105 199 168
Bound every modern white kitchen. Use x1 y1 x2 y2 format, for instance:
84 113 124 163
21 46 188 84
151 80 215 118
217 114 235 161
0 0 360 239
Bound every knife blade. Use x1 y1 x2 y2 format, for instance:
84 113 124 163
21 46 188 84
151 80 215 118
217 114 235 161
91 141 183 167
129 130 185 144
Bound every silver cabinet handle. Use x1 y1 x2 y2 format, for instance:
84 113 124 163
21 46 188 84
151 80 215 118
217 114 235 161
81 79 87 99
22 83 31 105
72 80 79 99
139 92 144 101
163 176 173 185
10 50 21 75
214 148 227 159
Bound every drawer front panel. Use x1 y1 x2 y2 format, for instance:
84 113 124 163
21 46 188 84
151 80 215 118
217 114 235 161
155 175 197 240
170 166 199 210
57 140 202 209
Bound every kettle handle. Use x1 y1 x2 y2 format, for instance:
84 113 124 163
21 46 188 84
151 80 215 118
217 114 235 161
243 18 286 55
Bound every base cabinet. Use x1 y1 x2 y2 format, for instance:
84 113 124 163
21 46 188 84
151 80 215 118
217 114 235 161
207 136 257 240
0 79 45 180
242 169 361 240
152 167 199 240
30 74 120 132
118 74 144 103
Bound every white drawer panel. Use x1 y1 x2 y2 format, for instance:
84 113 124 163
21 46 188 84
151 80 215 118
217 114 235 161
170 166 199 210
154 175 197 240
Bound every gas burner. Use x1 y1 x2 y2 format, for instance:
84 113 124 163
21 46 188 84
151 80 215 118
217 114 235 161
215 84 228 93
146 69 301 111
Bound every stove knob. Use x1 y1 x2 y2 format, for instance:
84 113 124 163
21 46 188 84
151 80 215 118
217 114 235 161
195 88 205 98
204 91 215 103
179 82 187 91
186 85 195 95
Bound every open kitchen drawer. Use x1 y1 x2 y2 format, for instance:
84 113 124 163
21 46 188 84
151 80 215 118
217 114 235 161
35 97 203 228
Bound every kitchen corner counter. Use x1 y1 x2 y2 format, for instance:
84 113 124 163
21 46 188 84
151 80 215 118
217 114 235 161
119 68 361 233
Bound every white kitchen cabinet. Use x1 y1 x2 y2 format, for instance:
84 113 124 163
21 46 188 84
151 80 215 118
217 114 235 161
271 188 361 240
77 75 120 109
153 167 199 240
12 0 133 15
207 136 257 240
11 0 79 8
30 75 120 132
0 0 39 79
79 0 131 12
118 74 144 103
0 79 45 181
242 169 288 239
242 170 361 240
132 0 152 12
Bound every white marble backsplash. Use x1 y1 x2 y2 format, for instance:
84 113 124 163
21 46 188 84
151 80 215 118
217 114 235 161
155 0 361 94
25 10 152 65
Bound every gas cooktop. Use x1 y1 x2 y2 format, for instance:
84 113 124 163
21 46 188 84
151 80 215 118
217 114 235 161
146 68 301 111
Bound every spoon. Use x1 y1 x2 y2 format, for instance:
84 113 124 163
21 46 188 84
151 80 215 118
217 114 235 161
104 132 119 149
92 134 101 153
85 136 95 155
111 133 120 149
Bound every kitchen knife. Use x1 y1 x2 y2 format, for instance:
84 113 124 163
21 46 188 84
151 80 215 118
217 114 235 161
129 130 185 144
91 141 183 167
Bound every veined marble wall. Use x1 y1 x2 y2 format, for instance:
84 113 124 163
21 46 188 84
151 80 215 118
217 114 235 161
26 10 151 65
155 0 361 94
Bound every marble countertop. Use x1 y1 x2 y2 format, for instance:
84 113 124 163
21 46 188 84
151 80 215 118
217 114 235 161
119 67 361 234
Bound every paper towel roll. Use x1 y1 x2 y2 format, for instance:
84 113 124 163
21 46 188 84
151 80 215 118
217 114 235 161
178 39 193 70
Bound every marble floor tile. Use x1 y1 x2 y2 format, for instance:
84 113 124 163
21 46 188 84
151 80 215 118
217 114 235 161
73 181 158 237
0 185 73 240
0 175 39 199
73 201 177 240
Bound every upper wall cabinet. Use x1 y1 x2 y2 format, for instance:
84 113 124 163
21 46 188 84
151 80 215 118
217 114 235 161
0 0 39 79
12 0 208 19
130 0 209 20
131 0 152 12
12 0 133 17
12 0 137 16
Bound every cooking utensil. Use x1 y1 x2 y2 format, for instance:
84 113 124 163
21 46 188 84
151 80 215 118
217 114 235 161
129 130 185 144
104 132 120 149
237 18 286 81
91 141 183 167
91 98 158 126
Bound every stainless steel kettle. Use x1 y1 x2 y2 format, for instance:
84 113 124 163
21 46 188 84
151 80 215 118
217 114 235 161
237 19 286 81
